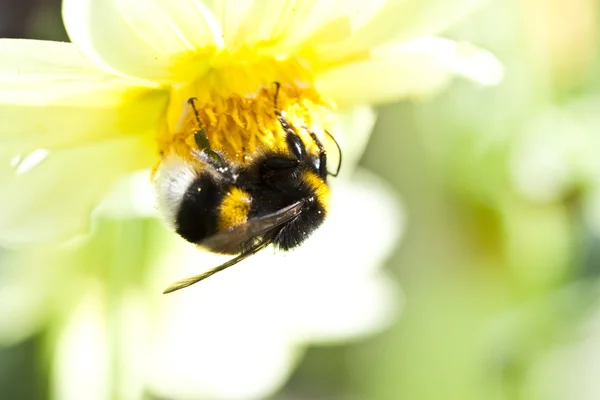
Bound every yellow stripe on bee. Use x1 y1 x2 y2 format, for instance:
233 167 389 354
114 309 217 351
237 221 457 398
302 171 331 214
218 187 252 230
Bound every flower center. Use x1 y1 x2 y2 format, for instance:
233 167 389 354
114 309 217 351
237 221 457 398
158 53 333 166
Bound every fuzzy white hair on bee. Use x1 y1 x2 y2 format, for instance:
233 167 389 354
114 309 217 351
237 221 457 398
153 153 199 229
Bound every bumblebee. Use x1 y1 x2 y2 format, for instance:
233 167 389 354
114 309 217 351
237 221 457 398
155 83 341 293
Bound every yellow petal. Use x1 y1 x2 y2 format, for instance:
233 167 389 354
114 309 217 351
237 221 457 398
0 39 168 244
0 39 156 99
316 37 503 107
287 0 387 51
62 0 223 82
225 0 297 49
313 0 485 62
0 40 167 150
232 0 387 54
203 0 255 49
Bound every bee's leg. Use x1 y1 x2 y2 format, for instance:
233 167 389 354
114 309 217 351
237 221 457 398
272 82 340 177
187 98 227 168
272 82 308 161
306 129 328 178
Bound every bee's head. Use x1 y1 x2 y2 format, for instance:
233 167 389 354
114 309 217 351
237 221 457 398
248 150 330 250
272 166 330 250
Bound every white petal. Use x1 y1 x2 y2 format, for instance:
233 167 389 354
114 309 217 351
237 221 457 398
275 168 403 342
148 169 403 399
0 39 112 81
150 292 300 400
0 39 168 244
313 0 485 62
306 167 404 273
316 37 503 106
0 136 156 245
94 170 161 219
150 244 302 399
62 0 223 81
288 169 405 342
113 292 154 400
0 39 166 150
330 106 378 174
53 288 110 400
278 194 402 339
289 274 400 343
186 169 401 344
0 39 157 103
203 0 255 49
223 0 296 49
231 0 387 54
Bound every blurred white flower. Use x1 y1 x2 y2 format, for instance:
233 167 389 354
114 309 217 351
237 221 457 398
5 168 403 400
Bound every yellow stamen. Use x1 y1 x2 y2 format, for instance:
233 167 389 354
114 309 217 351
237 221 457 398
157 52 334 166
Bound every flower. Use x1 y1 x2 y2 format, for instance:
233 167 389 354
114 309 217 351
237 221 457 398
0 0 504 398
0 0 502 245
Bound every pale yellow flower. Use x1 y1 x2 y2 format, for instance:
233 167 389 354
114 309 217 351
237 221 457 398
0 0 501 244
0 1 504 398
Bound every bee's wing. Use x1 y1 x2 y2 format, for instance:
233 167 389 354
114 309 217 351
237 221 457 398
198 200 305 253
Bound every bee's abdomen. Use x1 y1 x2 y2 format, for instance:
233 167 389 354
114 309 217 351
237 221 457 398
175 175 223 244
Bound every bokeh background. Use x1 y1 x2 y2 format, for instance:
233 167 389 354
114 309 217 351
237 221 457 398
3 0 600 399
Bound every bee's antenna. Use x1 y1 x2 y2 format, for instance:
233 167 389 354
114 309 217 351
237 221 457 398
187 97 224 166
325 130 342 177
162 238 273 294
187 97 203 128
273 81 281 111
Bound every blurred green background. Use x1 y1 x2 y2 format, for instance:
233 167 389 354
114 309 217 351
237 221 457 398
3 0 600 399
